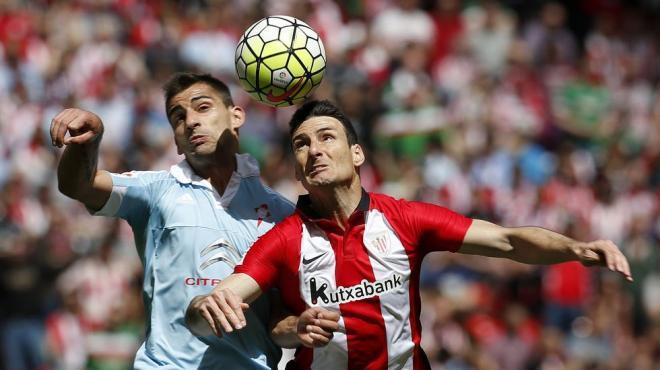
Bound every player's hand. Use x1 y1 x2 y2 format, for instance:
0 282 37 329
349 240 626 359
50 108 104 148
575 240 633 281
186 289 250 337
296 307 340 348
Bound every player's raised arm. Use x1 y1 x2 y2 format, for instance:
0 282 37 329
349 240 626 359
50 108 112 211
186 273 263 337
457 220 632 281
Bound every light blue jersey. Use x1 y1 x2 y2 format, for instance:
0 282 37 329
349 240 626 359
94 154 294 370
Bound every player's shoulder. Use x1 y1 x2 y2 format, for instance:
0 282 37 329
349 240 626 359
261 184 295 209
368 191 411 210
368 191 449 221
235 153 294 205
371 191 455 210
110 169 172 185
239 177 295 218
269 212 304 236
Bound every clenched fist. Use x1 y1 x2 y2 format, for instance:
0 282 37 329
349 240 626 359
50 108 104 147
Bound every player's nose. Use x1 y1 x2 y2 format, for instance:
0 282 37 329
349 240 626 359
185 112 201 129
308 139 323 156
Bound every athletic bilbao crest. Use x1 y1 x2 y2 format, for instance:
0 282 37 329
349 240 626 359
368 232 391 255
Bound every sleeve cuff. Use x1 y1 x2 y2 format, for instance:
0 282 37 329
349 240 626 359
90 185 127 217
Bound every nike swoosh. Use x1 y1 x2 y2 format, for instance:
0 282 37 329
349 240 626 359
266 78 304 103
302 252 326 265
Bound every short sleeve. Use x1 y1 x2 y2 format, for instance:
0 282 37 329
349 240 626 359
400 200 473 254
234 227 286 292
93 171 162 230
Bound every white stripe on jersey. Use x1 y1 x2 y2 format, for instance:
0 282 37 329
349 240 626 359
363 210 414 370
299 222 348 370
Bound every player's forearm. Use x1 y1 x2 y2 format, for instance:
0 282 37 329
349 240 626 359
270 315 301 349
57 137 101 200
210 273 263 304
461 221 579 264
504 226 580 264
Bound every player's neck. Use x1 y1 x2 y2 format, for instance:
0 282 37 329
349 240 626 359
308 177 362 229
191 152 237 196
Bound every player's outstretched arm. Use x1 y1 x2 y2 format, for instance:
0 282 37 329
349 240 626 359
458 220 633 281
51 108 112 211
186 273 263 337
270 307 340 348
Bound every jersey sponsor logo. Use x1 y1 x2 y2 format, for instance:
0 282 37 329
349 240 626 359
255 204 271 227
302 252 327 265
309 273 403 305
184 277 222 286
199 238 242 270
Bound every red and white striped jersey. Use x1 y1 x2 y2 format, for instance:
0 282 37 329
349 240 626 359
235 191 472 370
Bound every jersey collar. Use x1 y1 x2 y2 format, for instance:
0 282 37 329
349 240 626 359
296 188 370 225
169 153 260 190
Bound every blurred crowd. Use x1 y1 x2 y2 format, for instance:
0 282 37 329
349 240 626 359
0 0 658 369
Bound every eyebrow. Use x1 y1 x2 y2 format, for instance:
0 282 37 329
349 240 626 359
316 126 336 134
167 95 213 117
292 133 306 142
292 126 338 142
191 95 213 103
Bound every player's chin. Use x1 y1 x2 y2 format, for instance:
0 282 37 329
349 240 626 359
307 176 335 187
190 144 217 156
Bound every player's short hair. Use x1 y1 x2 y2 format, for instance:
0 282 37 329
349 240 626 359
288 100 359 146
163 72 234 112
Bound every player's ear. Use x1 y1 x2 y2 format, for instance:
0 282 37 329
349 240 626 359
351 144 365 167
229 105 246 131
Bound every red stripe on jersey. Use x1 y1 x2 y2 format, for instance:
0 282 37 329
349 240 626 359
332 219 389 370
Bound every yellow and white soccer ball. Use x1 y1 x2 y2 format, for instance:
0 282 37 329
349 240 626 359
235 15 326 107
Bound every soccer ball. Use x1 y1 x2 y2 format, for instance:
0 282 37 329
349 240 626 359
235 15 326 107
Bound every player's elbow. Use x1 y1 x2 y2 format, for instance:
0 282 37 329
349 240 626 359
57 180 82 200
57 182 94 208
